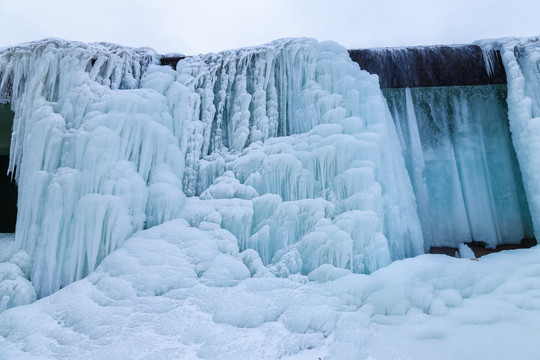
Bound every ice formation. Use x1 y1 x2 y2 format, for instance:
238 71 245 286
150 38 425 274
385 85 533 249
477 37 540 239
0 34 540 359
0 38 422 302
0 39 188 298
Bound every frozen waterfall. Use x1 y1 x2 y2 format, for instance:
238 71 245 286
384 85 533 249
476 37 540 240
348 41 539 250
1 36 540 311
2 35 540 360
0 38 423 303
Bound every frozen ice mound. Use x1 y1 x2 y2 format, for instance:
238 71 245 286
0 251 35 312
0 39 171 299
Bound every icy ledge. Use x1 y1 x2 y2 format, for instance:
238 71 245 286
0 37 423 302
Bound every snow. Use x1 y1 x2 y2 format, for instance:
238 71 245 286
0 220 539 359
0 35 540 359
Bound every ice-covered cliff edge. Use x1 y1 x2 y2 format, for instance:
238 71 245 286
0 38 422 302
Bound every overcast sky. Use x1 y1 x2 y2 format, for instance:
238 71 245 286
0 0 538 55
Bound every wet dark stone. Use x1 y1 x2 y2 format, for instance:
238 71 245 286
521 238 537 248
159 45 507 88
0 156 17 233
430 238 537 258
348 45 507 88
160 56 186 68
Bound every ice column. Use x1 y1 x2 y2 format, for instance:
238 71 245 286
476 37 540 240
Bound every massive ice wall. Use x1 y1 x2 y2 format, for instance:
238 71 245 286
0 38 423 301
350 41 539 249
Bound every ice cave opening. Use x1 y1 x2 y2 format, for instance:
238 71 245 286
0 103 16 233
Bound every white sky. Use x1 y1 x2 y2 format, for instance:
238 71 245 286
0 0 538 55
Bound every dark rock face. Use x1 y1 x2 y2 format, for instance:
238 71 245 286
159 45 507 89
0 155 17 232
159 56 186 68
348 45 507 88
430 238 537 258
0 105 16 232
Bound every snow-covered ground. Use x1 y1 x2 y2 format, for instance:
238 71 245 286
1 220 539 359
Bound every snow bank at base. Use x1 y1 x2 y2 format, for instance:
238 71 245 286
0 220 539 360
